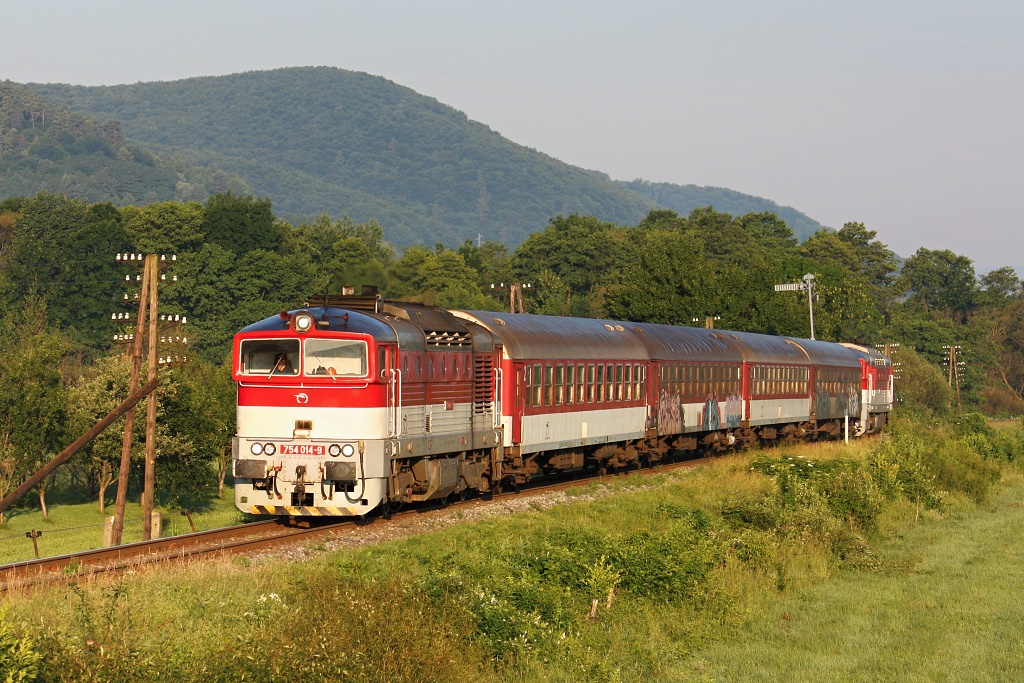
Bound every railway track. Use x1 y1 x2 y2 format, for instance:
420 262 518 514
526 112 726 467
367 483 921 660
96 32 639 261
0 454 710 592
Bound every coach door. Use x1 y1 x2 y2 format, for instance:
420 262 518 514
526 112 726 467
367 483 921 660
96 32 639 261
513 363 525 443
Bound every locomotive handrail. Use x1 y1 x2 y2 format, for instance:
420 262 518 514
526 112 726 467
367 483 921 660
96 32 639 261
387 369 395 437
493 366 503 429
387 368 402 438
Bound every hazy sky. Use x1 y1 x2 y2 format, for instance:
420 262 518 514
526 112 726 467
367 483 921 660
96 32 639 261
3 1 1022 273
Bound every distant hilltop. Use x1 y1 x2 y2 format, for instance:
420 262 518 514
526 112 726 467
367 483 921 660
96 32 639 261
13 67 826 246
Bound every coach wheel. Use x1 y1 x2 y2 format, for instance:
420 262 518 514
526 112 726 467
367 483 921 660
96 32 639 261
458 487 470 502
597 466 608 477
381 501 392 521
502 476 520 494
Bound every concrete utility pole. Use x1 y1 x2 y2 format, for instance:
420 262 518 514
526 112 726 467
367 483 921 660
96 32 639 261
774 273 816 339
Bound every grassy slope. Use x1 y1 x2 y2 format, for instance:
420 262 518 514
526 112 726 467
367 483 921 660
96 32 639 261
681 470 1024 683
2 423 1019 681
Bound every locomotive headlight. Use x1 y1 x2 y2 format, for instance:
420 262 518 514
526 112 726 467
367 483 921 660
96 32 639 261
292 311 315 334
263 443 277 455
250 442 264 456
341 443 355 457
328 444 341 457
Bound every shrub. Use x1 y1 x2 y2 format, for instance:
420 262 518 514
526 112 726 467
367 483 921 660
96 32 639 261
0 607 40 683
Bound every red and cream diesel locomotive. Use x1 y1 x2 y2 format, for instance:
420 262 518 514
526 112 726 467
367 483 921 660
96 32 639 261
231 291 893 517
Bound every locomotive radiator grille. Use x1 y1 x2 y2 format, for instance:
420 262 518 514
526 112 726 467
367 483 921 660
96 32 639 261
474 355 494 415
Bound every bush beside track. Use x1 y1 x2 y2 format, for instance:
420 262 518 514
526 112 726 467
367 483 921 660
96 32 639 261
0 414 1020 683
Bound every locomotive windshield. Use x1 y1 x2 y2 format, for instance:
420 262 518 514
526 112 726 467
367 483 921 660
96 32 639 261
304 339 368 377
240 339 300 376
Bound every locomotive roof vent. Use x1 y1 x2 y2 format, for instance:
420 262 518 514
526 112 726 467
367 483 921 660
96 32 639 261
425 330 472 347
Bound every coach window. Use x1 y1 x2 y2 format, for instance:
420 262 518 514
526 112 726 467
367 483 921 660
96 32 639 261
574 364 582 404
531 364 542 407
595 364 605 402
555 365 565 406
587 364 596 403
544 364 554 406
634 364 642 399
611 364 620 401
623 364 632 401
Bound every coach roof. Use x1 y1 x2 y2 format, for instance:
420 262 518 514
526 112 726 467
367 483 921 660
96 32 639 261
454 311 649 361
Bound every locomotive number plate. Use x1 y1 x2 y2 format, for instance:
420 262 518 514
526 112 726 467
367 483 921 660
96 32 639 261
279 444 326 456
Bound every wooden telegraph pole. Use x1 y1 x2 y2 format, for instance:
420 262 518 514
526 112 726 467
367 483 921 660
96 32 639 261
110 253 181 544
110 254 154 546
943 344 963 410
142 257 160 540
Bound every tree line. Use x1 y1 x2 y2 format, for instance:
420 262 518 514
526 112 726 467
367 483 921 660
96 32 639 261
0 190 1020 520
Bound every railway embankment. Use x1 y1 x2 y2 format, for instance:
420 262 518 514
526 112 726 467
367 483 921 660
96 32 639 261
0 414 1019 682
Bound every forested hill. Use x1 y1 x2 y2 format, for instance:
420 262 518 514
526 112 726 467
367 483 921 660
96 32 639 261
0 81 249 204
28 67 826 246
618 179 824 241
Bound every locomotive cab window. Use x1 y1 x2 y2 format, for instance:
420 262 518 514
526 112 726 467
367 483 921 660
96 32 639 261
304 339 368 377
240 339 300 376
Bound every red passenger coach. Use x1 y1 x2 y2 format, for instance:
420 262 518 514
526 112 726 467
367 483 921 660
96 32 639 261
232 294 894 518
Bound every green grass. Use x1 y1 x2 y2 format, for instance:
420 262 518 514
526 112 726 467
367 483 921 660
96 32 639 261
0 488 246 565
676 470 1024 682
